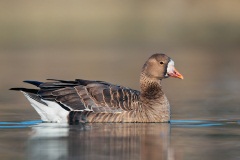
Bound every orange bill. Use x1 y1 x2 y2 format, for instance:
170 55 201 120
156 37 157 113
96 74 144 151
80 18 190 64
168 68 184 79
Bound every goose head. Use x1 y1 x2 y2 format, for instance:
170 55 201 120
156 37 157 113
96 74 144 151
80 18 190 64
142 53 183 80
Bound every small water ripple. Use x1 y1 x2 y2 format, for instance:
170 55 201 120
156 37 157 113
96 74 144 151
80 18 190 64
0 120 42 129
171 119 240 127
0 119 239 129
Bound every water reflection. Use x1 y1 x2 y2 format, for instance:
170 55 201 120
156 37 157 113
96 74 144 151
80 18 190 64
28 123 175 160
1 120 240 159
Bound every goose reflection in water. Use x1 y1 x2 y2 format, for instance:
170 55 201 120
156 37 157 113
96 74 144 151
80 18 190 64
27 123 177 160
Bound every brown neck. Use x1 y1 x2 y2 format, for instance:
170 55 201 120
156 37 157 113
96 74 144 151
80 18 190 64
140 72 163 101
139 72 170 122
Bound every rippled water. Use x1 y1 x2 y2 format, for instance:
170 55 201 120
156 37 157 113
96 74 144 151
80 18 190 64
0 120 239 160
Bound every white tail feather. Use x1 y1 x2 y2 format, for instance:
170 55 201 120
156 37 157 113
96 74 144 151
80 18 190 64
22 92 69 123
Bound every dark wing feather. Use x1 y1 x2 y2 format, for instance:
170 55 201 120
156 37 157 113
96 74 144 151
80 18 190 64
37 79 140 113
10 87 47 106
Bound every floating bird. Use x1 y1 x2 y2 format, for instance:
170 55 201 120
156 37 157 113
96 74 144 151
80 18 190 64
10 53 183 123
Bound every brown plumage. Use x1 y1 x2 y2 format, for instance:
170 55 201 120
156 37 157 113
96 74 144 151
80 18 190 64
10 53 183 123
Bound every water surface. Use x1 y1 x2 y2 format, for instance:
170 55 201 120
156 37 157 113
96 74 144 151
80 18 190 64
0 120 239 160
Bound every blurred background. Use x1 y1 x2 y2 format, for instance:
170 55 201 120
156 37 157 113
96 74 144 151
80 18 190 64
0 0 240 121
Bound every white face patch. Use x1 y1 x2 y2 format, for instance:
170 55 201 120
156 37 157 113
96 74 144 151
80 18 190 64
166 59 175 76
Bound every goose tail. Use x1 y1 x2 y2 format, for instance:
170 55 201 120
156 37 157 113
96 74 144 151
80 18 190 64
10 87 68 123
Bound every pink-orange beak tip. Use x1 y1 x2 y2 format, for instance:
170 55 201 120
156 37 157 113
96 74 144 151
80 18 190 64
178 74 184 80
174 69 184 80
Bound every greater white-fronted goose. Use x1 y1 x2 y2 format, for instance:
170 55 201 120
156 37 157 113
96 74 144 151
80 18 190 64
10 53 183 123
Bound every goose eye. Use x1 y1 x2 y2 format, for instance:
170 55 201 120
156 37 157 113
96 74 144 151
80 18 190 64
160 61 164 65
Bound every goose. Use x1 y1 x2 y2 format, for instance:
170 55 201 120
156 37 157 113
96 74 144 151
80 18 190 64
10 53 183 123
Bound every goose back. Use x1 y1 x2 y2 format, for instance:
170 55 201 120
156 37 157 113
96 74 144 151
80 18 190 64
30 79 141 113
